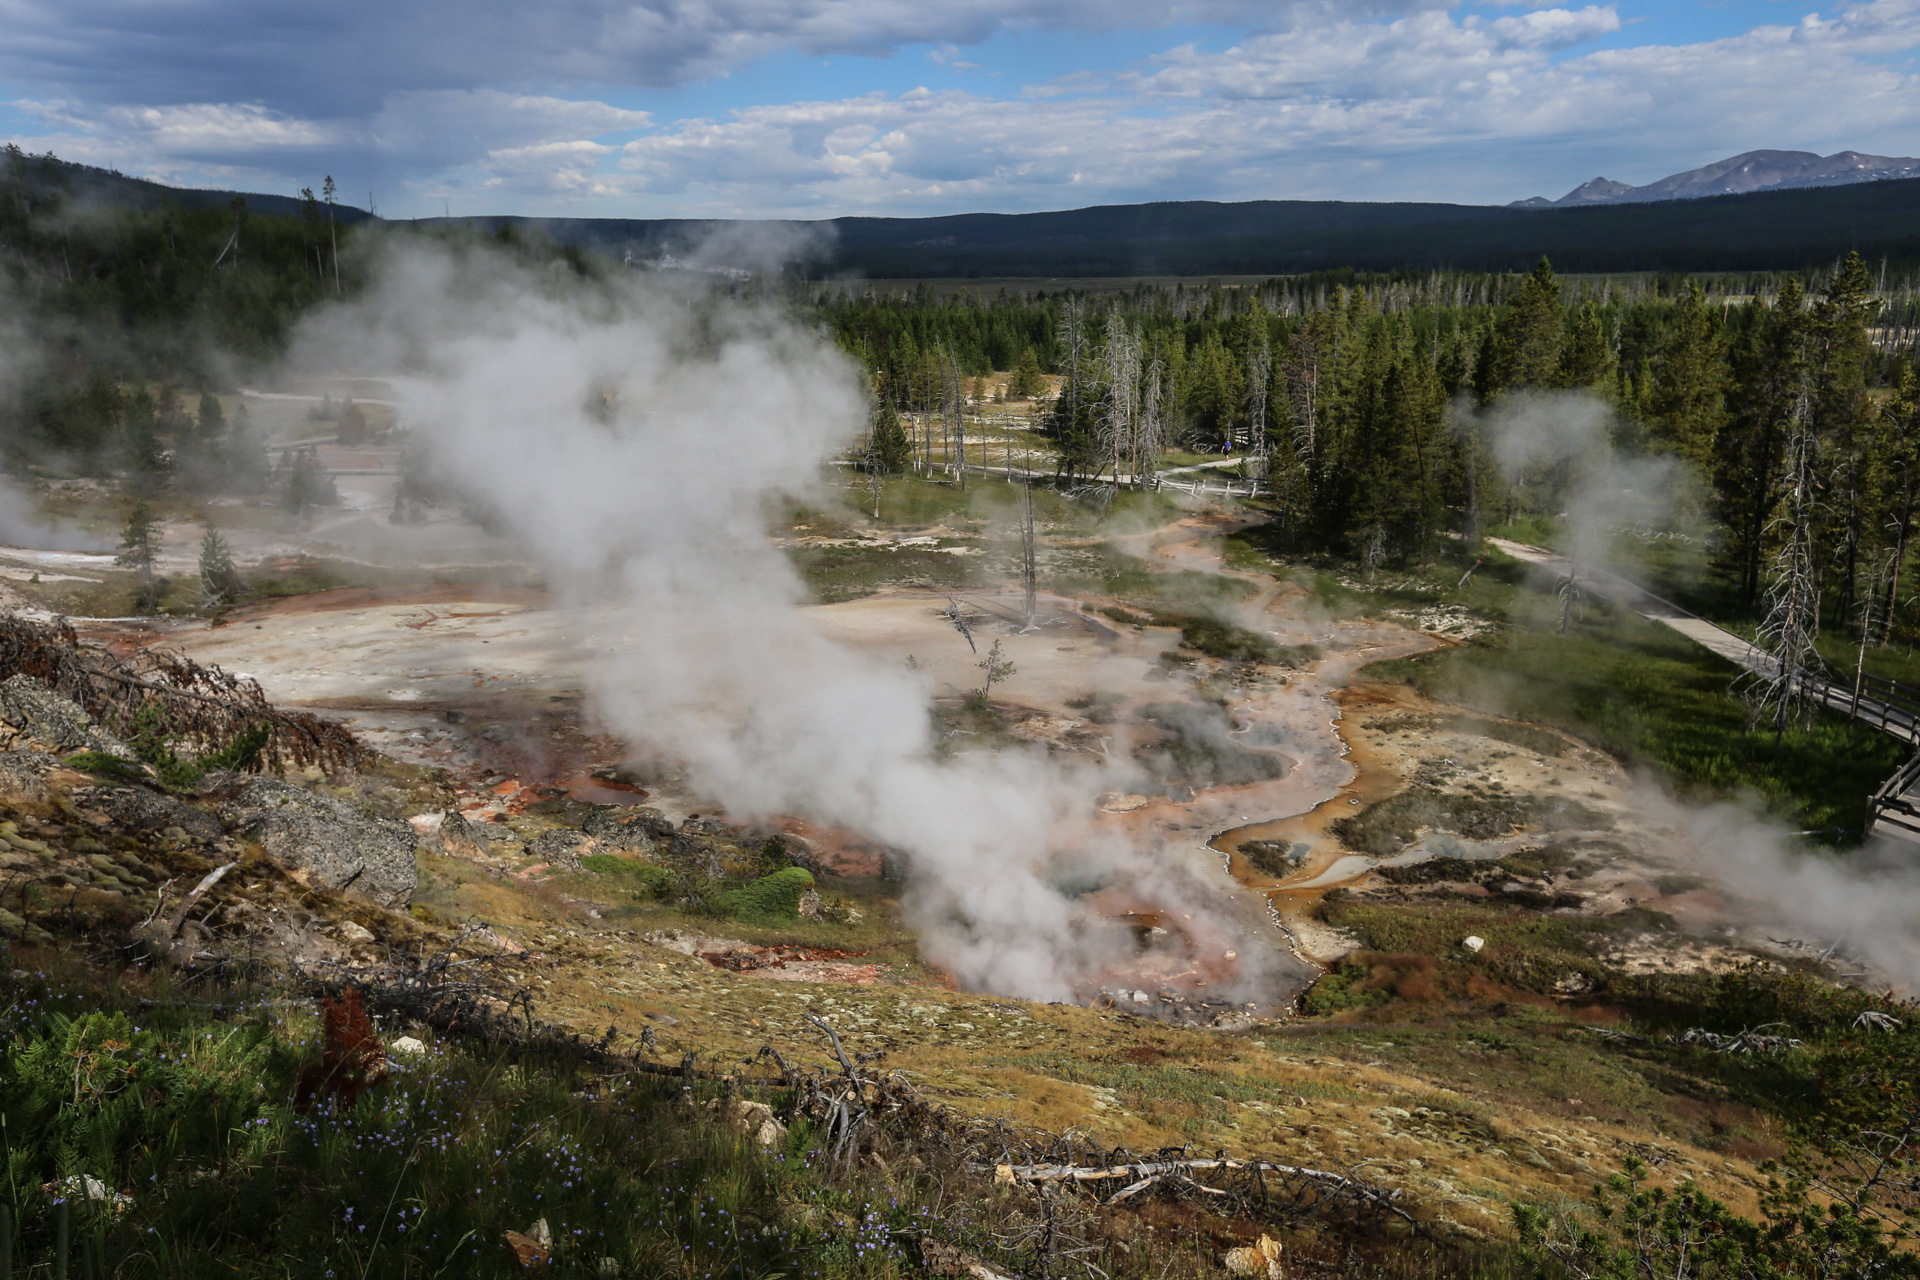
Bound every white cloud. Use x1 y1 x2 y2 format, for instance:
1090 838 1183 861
8 90 650 200
0 0 1428 113
593 0 1920 214
3 0 1917 214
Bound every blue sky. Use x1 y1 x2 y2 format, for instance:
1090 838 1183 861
3 0 1917 219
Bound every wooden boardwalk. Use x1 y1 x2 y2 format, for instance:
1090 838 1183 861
1489 539 1920 843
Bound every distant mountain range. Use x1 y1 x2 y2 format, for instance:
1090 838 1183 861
1511 149 1920 208
21 154 1920 277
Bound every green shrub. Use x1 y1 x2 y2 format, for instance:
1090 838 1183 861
579 854 671 899
716 866 815 924
1301 962 1390 1016
62 752 151 786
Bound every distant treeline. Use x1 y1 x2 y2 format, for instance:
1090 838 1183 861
9 140 1920 645
0 148 586 490
817 182 1920 278
832 259 1920 640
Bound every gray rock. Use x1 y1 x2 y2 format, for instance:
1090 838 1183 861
77 785 225 843
0 750 60 803
582 806 661 853
0 676 135 756
435 809 489 858
775 832 827 877
223 777 418 906
529 828 595 869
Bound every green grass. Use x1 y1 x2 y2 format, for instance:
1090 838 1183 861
578 853 670 898
1365 601 1906 841
715 866 816 924
786 541 980 603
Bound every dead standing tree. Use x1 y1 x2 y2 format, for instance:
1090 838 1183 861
1022 481 1039 631
1246 325 1272 467
1098 313 1139 496
1745 388 1824 753
1138 348 1166 485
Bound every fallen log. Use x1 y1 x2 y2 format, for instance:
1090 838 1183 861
992 1157 1420 1226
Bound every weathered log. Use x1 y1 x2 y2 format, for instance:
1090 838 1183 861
992 1157 1420 1225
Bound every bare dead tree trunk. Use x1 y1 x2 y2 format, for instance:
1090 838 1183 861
1749 389 1823 753
1022 480 1038 631
1247 326 1271 471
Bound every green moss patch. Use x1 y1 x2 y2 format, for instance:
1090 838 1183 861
715 866 816 924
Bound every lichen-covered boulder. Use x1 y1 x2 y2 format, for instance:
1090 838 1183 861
434 808 490 859
0 675 135 756
0 750 60 804
582 805 670 852
77 784 225 844
528 828 594 869
223 778 418 905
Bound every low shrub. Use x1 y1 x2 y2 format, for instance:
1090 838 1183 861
716 866 816 924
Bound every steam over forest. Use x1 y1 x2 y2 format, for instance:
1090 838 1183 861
15 140 1920 1280
14 140 1915 641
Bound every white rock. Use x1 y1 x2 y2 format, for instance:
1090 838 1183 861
390 1036 427 1056
1462 935 1485 953
339 921 375 944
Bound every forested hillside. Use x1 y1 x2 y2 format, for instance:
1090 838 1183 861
825 259 1920 638
0 147 587 491
11 134 1920 648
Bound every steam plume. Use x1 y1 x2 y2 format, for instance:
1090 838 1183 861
293 241 1273 1002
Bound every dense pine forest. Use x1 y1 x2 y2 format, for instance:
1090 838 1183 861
823 260 1920 637
11 141 1920 641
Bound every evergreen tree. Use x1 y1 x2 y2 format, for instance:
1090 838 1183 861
280 447 339 519
1489 257 1564 393
115 502 163 612
1184 328 1244 444
1006 348 1045 399
1714 283 1808 610
1811 252 1882 628
196 391 225 438
1646 282 1727 468
1557 299 1614 391
197 526 244 609
870 398 912 474
1873 361 1920 643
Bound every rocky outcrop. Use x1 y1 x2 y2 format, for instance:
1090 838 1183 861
223 778 418 906
0 675 135 756
79 784 225 844
528 828 595 869
0 750 59 804
582 805 670 852
435 809 490 859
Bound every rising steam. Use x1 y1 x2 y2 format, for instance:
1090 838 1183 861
1478 391 1920 991
291 241 1271 1002
1480 389 1686 569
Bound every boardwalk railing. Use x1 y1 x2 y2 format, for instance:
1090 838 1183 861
1529 548 1920 839
1853 672 1920 733
1870 748 1920 838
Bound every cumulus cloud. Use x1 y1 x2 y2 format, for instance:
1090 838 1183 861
600 0 1920 214
2 0 1917 213
0 0 1413 113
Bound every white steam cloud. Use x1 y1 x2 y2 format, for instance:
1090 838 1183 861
1660 792 1920 989
0 289 109 553
1480 389 1686 568
292 241 1276 1002
1479 391 1920 992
